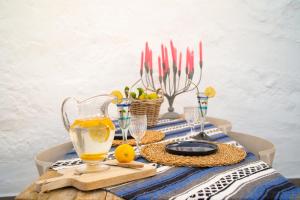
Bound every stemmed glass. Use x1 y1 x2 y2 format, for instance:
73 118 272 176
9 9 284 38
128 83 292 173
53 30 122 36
192 93 211 140
129 115 147 155
184 106 199 136
117 98 131 141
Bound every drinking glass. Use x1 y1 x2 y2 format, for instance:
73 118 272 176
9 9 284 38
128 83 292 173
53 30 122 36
129 115 147 154
117 98 131 141
192 92 211 140
184 106 199 136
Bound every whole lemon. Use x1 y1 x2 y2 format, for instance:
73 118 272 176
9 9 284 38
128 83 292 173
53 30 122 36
139 93 147 100
115 144 135 163
148 93 158 100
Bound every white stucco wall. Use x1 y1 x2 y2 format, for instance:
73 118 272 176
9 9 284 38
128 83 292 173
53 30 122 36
0 0 300 196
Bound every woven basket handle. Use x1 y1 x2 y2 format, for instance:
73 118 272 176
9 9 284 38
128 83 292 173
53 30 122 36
128 79 163 100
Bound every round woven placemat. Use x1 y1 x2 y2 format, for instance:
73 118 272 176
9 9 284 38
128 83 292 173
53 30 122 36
112 130 165 146
141 142 247 167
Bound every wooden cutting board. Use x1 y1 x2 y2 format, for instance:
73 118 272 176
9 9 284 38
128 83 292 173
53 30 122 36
35 161 156 192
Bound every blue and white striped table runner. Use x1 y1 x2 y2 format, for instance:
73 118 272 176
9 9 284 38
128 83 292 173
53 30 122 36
53 119 300 200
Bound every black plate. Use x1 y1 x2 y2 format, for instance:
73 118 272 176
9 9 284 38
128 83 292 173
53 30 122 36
165 141 218 156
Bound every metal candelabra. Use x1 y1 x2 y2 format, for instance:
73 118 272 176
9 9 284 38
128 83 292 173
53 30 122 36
139 40 203 119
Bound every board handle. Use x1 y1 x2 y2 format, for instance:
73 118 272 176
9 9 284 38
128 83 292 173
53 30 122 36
116 162 144 168
103 160 144 169
35 175 74 192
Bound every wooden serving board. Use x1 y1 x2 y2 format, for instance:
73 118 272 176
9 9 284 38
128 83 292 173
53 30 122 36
35 161 156 192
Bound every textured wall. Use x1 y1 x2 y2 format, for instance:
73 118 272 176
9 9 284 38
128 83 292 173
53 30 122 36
0 0 300 196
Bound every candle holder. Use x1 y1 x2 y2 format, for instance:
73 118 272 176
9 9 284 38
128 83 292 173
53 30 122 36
139 40 203 119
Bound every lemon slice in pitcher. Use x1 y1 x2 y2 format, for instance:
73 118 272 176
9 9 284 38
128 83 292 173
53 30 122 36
71 117 114 143
88 126 110 142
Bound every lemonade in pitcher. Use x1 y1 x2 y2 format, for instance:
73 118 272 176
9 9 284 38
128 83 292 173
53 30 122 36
61 94 117 173
69 117 115 163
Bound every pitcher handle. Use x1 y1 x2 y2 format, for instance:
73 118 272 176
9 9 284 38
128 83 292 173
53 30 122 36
61 97 77 131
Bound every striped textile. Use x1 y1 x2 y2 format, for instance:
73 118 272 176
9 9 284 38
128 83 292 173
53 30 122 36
61 119 300 200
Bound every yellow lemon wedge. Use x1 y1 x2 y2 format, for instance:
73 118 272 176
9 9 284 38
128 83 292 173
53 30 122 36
88 127 110 143
71 117 115 143
80 153 106 161
204 86 216 98
115 144 135 163
111 90 123 104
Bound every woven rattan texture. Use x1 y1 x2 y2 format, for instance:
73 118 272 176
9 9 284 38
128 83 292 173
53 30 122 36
112 130 165 146
141 142 247 167
130 97 163 127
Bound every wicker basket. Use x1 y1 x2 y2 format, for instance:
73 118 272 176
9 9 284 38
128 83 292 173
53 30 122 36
130 97 164 127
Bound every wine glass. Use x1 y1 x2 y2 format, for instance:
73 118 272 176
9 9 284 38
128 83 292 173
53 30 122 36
184 106 199 136
129 115 147 154
191 92 211 140
117 98 131 141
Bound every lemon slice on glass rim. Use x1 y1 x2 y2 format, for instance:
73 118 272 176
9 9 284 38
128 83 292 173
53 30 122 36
204 86 216 98
110 90 123 104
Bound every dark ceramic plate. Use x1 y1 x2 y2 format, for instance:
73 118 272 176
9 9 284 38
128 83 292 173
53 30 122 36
165 141 218 156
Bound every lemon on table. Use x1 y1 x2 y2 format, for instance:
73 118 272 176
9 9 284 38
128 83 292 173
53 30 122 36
115 144 135 163
204 86 216 98
111 90 123 104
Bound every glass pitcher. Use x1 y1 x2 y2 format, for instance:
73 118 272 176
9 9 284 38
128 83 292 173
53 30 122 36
61 94 116 173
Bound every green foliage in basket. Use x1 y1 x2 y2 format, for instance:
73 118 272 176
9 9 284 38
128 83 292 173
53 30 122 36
124 86 160 100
